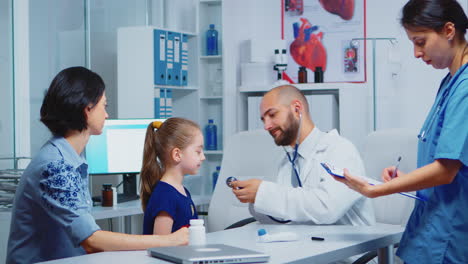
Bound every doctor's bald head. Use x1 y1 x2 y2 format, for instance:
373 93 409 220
262 85 310 115
260 85 312 146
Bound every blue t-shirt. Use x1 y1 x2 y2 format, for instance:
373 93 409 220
143 181 198 234
397 64 468 264
7 137 100 264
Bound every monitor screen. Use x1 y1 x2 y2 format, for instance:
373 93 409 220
85 118 165 175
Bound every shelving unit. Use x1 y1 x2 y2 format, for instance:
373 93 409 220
116 0 225 197
197 0 224 194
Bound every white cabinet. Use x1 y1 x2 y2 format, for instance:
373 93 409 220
116 0 225 197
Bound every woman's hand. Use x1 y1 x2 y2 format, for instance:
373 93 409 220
332 169 377 198
382 166 406 182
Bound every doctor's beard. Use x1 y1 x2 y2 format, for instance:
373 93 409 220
271 111 300 146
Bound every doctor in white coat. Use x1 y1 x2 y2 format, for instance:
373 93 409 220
231 85 375 226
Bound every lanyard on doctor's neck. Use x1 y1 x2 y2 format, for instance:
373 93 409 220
266 143 303 224
267 112 304 224
286 143 302 187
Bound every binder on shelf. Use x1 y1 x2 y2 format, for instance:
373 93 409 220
181 34 189 86
173 33 182 86
154 88 165 119
154 29 167 85
166 31 175 85
165 89 173 118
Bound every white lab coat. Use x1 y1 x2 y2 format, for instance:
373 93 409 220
250 127 375 226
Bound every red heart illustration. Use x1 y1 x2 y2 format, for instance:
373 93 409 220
289 18 327 72
319 0 355 21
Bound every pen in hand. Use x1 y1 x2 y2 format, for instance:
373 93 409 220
391 156 402 179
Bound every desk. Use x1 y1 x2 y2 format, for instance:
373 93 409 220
38 223 404 264
91 195 211 233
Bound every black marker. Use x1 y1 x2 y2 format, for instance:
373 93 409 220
311 236 325 241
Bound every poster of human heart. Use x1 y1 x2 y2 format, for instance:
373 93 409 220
283 0 366 83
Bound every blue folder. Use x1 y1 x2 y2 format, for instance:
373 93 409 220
181 34 189 86
166 31 175 85
154 29 167 85
172 32 182 86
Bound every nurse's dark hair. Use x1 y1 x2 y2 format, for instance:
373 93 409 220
401 0 468 40
40 66 105 137
139 117 200 212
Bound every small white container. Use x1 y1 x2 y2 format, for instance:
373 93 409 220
189 219 206 246
111 187 117 207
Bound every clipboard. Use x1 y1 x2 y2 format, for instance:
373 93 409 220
320 162 427 202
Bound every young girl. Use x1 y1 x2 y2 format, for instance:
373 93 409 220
140 117 205 235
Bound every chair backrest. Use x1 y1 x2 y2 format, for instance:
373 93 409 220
207 129 283 232
361 128 419 226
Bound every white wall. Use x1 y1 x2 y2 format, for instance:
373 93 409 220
226 0 467 136
366 0 446 130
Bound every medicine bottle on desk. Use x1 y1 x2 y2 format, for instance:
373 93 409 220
101 184 113 207
189 219 206 246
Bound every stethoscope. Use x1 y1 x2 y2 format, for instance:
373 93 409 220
417 66 460 142
226 110 304 224
417 88 449 142
268 110 303 224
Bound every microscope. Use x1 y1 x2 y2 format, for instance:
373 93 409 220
273 49 288 80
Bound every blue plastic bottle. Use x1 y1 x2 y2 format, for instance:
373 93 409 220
205 119 217 150
212 166 221 190
206 24 218 56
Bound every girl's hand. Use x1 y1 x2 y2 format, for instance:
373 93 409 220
167 227 189 246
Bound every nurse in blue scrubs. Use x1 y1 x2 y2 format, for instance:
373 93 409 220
332 0 468 263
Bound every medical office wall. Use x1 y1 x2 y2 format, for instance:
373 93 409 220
223 0 464 138
283 0 366 83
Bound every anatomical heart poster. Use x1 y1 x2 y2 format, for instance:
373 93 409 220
283 0 366 83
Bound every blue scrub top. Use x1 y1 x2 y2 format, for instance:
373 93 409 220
397 64 468 264
143 181 198 234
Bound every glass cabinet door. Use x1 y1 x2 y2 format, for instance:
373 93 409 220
0 0 14 170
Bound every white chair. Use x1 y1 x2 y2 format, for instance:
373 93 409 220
353 128 419 264
206 129 283 232
362 128 419 226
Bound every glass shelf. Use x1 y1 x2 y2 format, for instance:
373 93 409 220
200 96 222 100
200 55 222 60
204 150 223 155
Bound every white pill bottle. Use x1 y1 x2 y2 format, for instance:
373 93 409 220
189 219 206 246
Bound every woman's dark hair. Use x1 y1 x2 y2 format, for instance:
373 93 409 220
401 0 468 40
40 66 105 137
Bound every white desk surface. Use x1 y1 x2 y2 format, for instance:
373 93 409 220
38 222 404 264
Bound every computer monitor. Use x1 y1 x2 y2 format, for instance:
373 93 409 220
85 118 164 202
85 118 164 175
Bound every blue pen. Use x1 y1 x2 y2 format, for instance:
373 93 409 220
391 156 402 179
